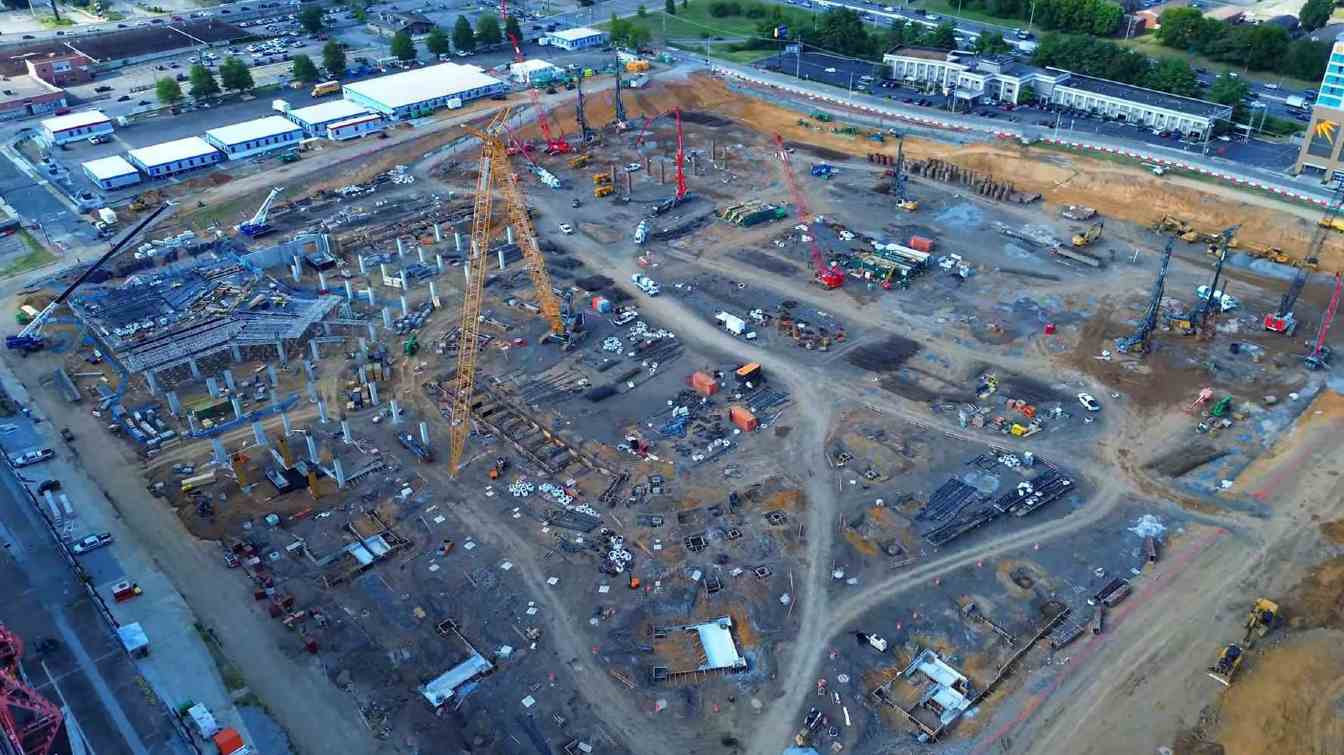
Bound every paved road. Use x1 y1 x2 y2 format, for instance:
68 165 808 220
0 425 188 755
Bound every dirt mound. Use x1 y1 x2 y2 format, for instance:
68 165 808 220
1287 556 1344 629
1213 627 1344 755
1321 519 1344 544
846 335 920 372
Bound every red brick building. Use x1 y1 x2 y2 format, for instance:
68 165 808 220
24 52 94 87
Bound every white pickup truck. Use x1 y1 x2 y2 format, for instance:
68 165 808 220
631 273 660 296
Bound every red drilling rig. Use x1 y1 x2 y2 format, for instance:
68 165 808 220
0 625 63 755
500 0 570 155
773 133 844 289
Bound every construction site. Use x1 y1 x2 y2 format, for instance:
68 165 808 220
4 54 1344 755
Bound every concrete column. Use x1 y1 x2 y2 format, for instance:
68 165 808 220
267 364 279 387
231 397 243 420
368 381 380 405
433 223 442 242
275 341 287 367
429 281 440 309
498 248 506 271
333 458 347 489
223 369 236 392
365 288 375 305
281 411 292 436
358 337 368 356
400 295 409 317
382 307 392 329
358 364 368 385
344 280 354 301
252 422 268 448
417 247 426 264
399 269 408 290
187 413 200 434
291 257 302 283
306 382 319 402
206 377 221 399
189 359 202 379
389 400 400 424
419 421 430 449
436 254 444 273
303 360 315 381
454 232 463 252
211 439 228 465
305 432 319 463
396 237 405 258
342 420 352 444
309 340 320 362
145 370 159 395
231 344 242 362
166 391 182 417
317 399 329 424
506 226 514 245
358 255 367 274
367 323 377 341
317 271 327 291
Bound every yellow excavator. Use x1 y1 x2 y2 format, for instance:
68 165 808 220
1243 598 1279 645
1072 221 1103 248
1207 643 1244 686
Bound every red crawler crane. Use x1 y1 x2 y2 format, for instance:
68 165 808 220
773 133 844 289
0 625 62 755
501 0 569 155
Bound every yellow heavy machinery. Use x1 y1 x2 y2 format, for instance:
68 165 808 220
448 109 566 476
594 183 614 198
1072 221 1103 248
1243 598 1279 644
1320 215 1344 233
1207 643 1244 687
568 153 590 169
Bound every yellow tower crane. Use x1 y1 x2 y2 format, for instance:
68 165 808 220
448 109 566 475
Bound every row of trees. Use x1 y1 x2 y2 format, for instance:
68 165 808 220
960 0 1123 36
1156 7 1330 81
155 58 254 104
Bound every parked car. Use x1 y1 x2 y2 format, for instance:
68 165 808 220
11 448 54 467
559 223 574 235
70 532 114 555
625 162 642 172
1076 393 1101 412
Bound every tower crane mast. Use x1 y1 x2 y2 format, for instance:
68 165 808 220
448 109 566 475
773 133 844 289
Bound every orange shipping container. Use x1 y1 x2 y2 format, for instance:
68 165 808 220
213 728 245 755
729 406 758 432
690 371 719 396
909 235 934 253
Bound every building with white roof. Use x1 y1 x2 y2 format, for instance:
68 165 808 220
509 59 562 86
341 62 506 120
204 115 303 160
326 113 385 141
41 109 112 145
282 99 372 137
690 617 747 672
82 155 141 190
126 137 222 178
544 26 608 51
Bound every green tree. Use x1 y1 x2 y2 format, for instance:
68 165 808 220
155 76 182 104
1281 38 1330 81
1208 72 1250 124
974 33 1012 54
218 57 254 92
1299 0 1333 32
1144 57 1198 97
426 26 450 56
1156 7 1216 50
665 0 676 13
927 21 957 50
453 15 475 52
188 63 219 97
476 13 502 45
291 53 320 83
637 3 647 15
390 30 417 62
681 0 687 8
1018 83 1036 103
298 5 323 33
504 14 522 42
323 39 348 76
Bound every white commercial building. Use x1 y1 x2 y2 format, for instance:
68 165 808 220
326 113 385 141
544 27 607 51
126 136 223 178
342 62 506 120
41 110 112 145
282 99 371 136
204 115 303 160
882 48 1231 138
82 155 141 190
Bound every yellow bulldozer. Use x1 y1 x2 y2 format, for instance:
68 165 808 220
1207 643 1244 687
128 189 163 213
568 154 590 169
1243 598 1279 644
1072 222 1103 248
593 184 614 198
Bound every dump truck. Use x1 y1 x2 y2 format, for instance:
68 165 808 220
1207 643 1244 686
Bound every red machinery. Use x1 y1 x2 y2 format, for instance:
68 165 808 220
673 108 687 203
772 133 844 289
501 0 569 155
1305 272 1342 370
1266 176 1344 334
0 625 63 755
